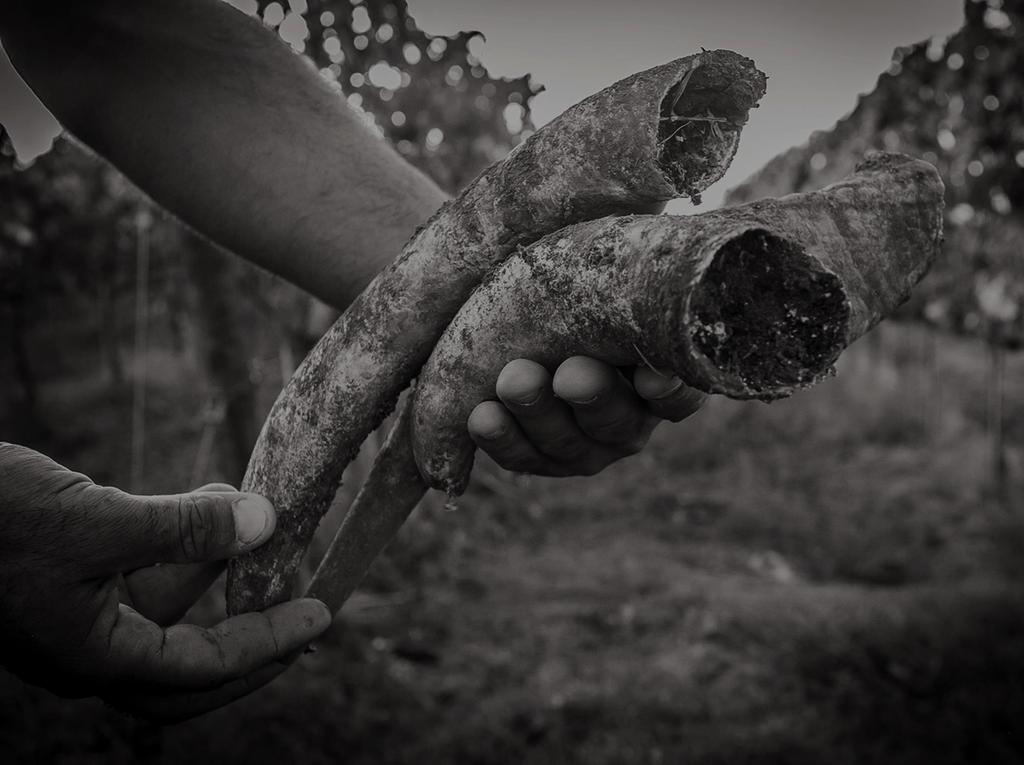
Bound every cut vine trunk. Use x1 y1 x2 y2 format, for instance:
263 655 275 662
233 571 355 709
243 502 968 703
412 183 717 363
306 152 945 613
227 50 767 613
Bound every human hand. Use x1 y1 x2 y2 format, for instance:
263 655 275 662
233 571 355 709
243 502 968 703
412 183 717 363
0 443 331 723
468 356 706 478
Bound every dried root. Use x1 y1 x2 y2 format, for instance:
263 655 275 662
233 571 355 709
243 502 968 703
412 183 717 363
411 153 945 496
227 51 766 613
306 154 943 614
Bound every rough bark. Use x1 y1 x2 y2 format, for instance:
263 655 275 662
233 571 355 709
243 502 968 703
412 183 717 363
412 153 945 495
308 152 944 613
304 397 422 613
227 50 767 613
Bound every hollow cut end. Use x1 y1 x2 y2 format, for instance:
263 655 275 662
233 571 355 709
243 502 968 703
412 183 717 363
688 230 849 393
657 53 767 204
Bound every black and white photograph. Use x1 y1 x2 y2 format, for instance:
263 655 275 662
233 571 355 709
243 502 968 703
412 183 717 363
1 0 1022 762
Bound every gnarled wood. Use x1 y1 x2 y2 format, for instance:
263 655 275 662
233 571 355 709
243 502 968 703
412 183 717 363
307 153 944 613
412 152 945 495
227 50 767 613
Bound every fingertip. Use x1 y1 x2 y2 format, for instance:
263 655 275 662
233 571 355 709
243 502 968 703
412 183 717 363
255 598 334 662
295 598 333 633
633 366 684 400
467 400 512 441
230 494 276 550
269 598 333 659
495 359 548 405
552 356 612 404
194 482 238 493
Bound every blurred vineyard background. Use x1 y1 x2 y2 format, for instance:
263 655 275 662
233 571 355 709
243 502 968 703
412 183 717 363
2 0 1024 762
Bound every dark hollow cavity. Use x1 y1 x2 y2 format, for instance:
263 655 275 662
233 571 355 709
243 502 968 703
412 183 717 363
689 229 849 390
657 64 748 202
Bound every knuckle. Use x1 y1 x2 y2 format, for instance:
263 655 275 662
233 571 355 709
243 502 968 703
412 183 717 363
176 497 209 561
167 625 228 686
175 495 231 562
4 445 94 512
259 611 283 659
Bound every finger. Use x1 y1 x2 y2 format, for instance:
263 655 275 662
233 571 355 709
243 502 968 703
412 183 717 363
633 367 708 423
123 561 225 626
100 598 331 691
85 486 276 571
108 660 288 724
193 483 238 493
467 401 552 475
120 485 237 624
552 356 655 449
495 360 594 463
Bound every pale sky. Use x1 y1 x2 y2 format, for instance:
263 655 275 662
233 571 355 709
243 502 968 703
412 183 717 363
413 0 966 209
0 0 965 209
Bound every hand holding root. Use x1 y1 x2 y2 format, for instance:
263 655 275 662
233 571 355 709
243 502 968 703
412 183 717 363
304 153 944 614
469 203 707 474
235 46 943 619
412 153 945 495
0 444 330 723
469 357 706 478
228 49 767 613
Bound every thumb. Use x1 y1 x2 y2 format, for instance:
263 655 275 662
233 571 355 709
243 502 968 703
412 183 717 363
87 487 276 572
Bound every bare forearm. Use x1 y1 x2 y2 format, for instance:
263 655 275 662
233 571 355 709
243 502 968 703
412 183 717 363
1 0 446 309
